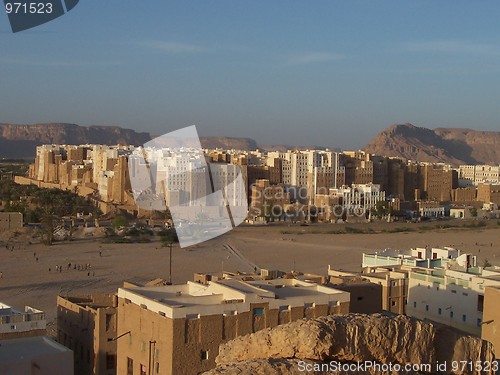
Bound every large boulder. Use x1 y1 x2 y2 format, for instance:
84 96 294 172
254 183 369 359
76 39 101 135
205 314 495 375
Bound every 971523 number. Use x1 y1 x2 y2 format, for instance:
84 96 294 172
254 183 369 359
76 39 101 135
5 2 53 14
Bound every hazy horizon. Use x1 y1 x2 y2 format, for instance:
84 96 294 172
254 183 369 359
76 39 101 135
2 1 500 149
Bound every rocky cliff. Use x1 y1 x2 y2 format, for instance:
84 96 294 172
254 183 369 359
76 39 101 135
199 136 258 151
0 123 152 158
204 314 495 375
0 123 262 158
364 123 500 166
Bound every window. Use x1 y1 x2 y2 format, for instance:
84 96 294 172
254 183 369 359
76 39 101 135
462 314 467 322
127 357 133 375
438 308 442 315
253 308 264 316
106 354 116 370
451 290 457 294
279 305 289 311
413 302 417 308
201 350 209 360
391 301 396 307
477 295 484 312
105 314 114 332
477 318 482 327
450 311 454 319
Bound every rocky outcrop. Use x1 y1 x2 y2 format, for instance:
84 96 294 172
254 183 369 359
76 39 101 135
364 123 500 166
205 314 495 375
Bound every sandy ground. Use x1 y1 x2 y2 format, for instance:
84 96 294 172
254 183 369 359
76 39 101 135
1 221 499 336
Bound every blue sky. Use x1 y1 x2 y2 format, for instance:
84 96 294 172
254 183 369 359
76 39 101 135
1 1 500 148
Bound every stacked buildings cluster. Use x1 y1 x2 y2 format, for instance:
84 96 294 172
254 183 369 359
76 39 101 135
13 145 500 222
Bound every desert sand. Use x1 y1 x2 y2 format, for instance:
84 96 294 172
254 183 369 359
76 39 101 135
1 221 499 336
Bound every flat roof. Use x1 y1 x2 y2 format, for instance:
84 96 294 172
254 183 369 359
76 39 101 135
118 278 349 319
0 336 71 362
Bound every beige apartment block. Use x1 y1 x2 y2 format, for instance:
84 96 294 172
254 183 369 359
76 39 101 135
406 264 500 337
477 183 500 206
421 163 455 202
481 286 500 356
57 294 117 375
250 179 290 217
0 336 73 375
0 212 23 231
328 267 407 315
116 278 349 375
0 303 46 340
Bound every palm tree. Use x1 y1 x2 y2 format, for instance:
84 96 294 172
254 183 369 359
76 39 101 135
40 209 58 246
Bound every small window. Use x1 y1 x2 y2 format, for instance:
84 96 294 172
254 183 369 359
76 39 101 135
462 314 467 322
450 311 454 319
462 292 468 296
201 350 209 360
279 305 289 311
253 308 264 316
413 302 417 308
127 357 133 375
106 314 114 332
451 290 457 294
391 301 396 307
426 305 429 312
438 308 442 315
477 318 482 327
106 354 116 370
478 295 484 312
